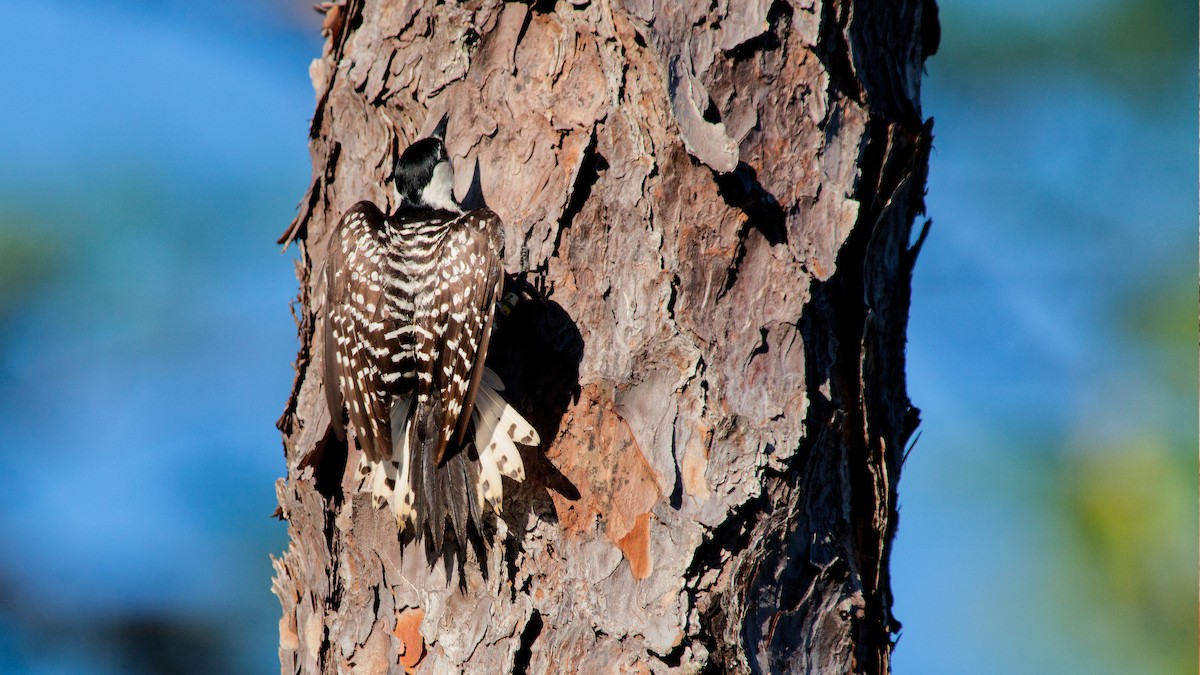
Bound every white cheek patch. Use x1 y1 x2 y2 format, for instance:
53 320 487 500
421 161 461 213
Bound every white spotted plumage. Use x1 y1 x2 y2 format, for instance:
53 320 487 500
323 200 539 549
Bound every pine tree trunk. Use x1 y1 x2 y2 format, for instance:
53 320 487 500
273 0 937 672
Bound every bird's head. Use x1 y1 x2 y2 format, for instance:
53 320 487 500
392 113 460 213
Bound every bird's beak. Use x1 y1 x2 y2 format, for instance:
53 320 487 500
431 112 449 141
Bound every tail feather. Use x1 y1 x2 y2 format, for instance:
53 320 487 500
445 450 472 549
388 396 416 528
473 432 505 512
369 459 391 507
473 383 534 480
358 371 538 550
412 408 446 549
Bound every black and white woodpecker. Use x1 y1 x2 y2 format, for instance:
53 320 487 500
323 115 538 550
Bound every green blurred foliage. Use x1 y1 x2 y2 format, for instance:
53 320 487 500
1051 246 1196 672
924 0 1197 671
0 209 64 317
1120 265 1199 395
1057 441 1196 674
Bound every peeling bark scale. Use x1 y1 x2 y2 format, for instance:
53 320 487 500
273 0 937 673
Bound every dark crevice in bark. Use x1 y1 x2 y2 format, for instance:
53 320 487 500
319 508 344 674
699 96 722 125
462 25 481 49
668 410 684 510
503 524 528 597
715 162 787 245
653 640 687 668
324 142 342 185
664 273 679 319
319 627 333 675
717 161 787 296
631 27 647 48
816 0 865 105
512 6 535 61
313 433 347 504
749 327 769 360
371 51 399 105
725 0 792 61
554 129 606 260
512 609 543 674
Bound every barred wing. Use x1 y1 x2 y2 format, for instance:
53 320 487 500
324 201 397 463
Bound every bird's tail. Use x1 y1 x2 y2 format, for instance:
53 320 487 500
357 368 538 546
353 395 417 525
469 367 535 511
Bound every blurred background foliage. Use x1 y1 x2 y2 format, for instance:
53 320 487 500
0 1 1193 673
895 0 1196 673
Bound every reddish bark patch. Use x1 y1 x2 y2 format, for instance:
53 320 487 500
548 384 662 549
616 511 653 580
393 608 426 673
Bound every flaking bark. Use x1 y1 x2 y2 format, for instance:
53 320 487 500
274 0 937 672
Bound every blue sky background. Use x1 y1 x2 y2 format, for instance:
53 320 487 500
0 1 1194 673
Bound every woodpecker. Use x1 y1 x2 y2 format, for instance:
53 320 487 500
323 115 538 551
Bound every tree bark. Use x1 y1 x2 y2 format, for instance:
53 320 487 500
273 0 937 672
